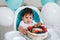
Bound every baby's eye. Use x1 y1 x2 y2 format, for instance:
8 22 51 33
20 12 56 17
30 17 32 19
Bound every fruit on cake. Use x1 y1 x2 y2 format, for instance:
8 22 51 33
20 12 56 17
27 23 48 40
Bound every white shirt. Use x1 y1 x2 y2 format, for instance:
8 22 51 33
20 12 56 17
19 20 37 29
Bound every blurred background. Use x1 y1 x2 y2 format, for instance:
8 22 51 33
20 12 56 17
0 0 60 40
0 0 60 7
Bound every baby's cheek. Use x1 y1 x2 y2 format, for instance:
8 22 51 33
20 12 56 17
30 19 33 22
25 19 28 22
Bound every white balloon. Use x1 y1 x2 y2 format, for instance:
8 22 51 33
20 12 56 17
0 7 14 26
41 2 60 26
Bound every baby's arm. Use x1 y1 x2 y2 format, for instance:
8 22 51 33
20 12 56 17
34 22 43 27
18 26 27 35
33 20 42 26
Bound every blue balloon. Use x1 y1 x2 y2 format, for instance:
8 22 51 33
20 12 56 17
41 0 57 6
5 0 23 10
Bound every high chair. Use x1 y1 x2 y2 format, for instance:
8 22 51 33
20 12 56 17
4 6 41 40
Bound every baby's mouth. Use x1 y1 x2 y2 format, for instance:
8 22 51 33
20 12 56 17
27 21 30 24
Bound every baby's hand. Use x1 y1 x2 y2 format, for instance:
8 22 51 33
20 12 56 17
23 29 28 35
23 28 29 35
37 22 42 26
18 26 28 35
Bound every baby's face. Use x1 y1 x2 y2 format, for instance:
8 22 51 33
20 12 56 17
22 14 33 24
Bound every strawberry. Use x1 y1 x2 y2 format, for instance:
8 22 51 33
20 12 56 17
41 26 47 32
39 30 43 32
42 26 45 28
43 28 47 32
34 30 39 33
27 26 32 31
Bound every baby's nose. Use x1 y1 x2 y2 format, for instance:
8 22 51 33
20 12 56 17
27 18 30 20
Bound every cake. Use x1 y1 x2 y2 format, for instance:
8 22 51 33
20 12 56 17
27 24 48 40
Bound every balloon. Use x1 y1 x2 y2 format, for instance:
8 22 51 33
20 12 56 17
5 0 23 10
0 7 14 26
24 0 41 7
41 0 57 6
41 2 60 26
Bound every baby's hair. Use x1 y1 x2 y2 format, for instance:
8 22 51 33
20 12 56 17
22 7 33 17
